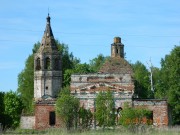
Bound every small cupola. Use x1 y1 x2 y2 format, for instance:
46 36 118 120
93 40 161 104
111 37 124 58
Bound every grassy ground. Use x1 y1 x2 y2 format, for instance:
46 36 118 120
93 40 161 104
2 126 180 135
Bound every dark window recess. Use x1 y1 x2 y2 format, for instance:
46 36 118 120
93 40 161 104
116 49 118 53
46 86 48 90
45 57 50 70
148 111 153 120
49 111 55 126
54 58 59 70
36 58 41 70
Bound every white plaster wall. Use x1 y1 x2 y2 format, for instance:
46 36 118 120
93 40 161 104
20 116 35 129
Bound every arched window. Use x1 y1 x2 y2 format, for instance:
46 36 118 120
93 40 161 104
116 48 119 54
45 57 51 70
54 58 59 70
36 58 41 70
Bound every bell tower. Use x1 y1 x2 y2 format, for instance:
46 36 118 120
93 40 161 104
111 37 124 58
34 14 62 99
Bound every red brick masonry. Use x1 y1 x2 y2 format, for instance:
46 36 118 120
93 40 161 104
35 103 61 130
133 99 171 127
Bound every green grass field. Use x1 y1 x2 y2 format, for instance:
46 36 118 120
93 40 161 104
2 126 180 135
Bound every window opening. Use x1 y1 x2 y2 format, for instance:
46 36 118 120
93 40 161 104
54 58 59 70
49 111 56 126
45 57 50 70
36 58 41 70
116 49 119 54
147 111 153 124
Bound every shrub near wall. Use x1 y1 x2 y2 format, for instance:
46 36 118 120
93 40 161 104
119 104 152 126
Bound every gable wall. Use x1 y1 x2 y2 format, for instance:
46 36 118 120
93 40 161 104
71 73 134 114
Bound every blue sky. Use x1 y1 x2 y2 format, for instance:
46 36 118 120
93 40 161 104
0 0 180 92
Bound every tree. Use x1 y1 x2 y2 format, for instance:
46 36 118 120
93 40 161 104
57 41 80 74
56 86 79 130
18 55 34 114
63 63 92 87
0 92 4 115
0 92 5 129
95 90 115 129
155 46 180 124
89 54 109 72
132 61 153 98
17 43 39 114
63 69 75 87
74 63 92 74
78 107 93 130
3 91 23 129
63 54 109 86
152 67 166 98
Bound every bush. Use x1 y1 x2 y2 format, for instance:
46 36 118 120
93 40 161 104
78 107 93 130
56 86 79 130
119 103 152 126
95 90 116 129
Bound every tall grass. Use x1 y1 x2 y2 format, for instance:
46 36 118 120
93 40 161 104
3 126 180 135
41 126 180 135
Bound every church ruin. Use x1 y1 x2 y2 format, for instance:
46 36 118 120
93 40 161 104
20 15 171 129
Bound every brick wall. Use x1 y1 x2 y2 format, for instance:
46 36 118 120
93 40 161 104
35 103 61 130
133 99 170 127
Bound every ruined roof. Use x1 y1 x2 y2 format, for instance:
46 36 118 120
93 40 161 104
38 14 58 53
99 57 133 74
35 98 56 104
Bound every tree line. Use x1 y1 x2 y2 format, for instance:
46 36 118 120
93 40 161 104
0 40 179 130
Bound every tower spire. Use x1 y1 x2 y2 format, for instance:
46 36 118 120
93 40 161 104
38 14 58 53
47 13 50 24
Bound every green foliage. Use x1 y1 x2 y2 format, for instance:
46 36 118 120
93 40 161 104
155 46 180 124
3 127 180 135
17 42 40 114
78 107 93 130
132 61 153 98
151 67 163 98
3 91 23 129
0 92 5 115
57 42 80 74
89 54 109 72
119 103 152 126
56 86 79 130
63 69 74 87
74 63 92 73
63 63 93 87
56 42 81 87
95 90 116 129
63 54 109 87
0 92 5 129
18 55 34 114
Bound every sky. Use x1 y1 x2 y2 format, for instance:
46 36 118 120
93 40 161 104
0 0 180 92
